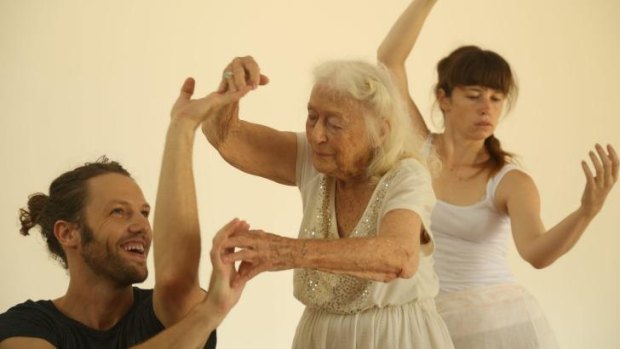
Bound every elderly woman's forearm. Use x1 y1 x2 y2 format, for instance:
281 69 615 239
277 236 420 282
205 120 297 185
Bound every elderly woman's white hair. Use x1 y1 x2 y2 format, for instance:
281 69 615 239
312 60 428 179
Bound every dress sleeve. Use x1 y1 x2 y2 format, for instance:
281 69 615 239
380 159 437 256
295 132 310 187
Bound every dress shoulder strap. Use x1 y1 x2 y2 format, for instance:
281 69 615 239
489 163 522 200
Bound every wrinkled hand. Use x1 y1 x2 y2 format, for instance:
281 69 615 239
580 144 619 217
219 55 270 93
221 229 291 287
201 56 269 143
170 77 248 130
206 218 250 321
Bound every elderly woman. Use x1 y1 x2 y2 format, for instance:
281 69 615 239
202 58 454 349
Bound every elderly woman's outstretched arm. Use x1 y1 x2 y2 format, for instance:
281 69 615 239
202 56 297 186
222 209 425 286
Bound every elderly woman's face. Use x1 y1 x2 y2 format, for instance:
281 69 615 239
306 85 374 181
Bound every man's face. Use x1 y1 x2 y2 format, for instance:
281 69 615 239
79 173 152 287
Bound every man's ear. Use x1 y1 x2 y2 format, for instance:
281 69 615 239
54 220 80 248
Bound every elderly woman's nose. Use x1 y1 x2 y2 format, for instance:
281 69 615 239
310 122 328 143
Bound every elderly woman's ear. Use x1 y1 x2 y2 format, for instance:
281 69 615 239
376 117 391 146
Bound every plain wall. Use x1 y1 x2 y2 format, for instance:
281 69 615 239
1 1 618 348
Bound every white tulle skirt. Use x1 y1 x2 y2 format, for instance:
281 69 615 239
435 283 559 349
291 299 454 349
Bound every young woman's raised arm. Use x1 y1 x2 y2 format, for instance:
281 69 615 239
377 0 438 138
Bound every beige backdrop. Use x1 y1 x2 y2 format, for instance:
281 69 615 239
1 1 618 348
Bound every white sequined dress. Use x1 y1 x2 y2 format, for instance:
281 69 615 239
291 134 454 349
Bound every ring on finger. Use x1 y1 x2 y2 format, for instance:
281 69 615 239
222 71 233 79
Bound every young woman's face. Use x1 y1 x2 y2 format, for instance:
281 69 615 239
439 85 506 140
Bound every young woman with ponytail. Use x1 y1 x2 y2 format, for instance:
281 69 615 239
377 1 619 348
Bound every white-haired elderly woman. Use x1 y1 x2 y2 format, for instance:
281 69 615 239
202 57 454 349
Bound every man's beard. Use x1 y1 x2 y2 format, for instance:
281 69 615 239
80 224 148 287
